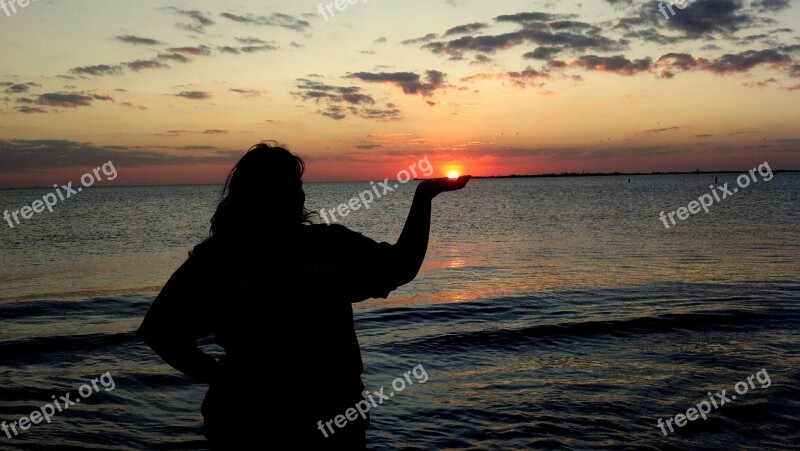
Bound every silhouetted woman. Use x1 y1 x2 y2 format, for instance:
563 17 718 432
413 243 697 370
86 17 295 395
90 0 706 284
138 142 469 449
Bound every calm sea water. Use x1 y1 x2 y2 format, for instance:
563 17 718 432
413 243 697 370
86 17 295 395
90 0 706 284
0 174 798 450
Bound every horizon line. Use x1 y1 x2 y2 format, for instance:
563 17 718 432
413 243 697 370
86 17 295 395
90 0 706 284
1 169 797 190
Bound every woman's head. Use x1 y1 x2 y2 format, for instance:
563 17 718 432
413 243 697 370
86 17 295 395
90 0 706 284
210 142 311 237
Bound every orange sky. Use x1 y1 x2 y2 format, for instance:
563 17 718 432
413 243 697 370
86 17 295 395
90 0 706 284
0 0 798 187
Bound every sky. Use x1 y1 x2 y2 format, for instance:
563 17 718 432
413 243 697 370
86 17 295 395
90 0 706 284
0 0 798 187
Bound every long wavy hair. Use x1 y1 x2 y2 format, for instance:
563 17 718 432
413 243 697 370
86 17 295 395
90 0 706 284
207 142 312 241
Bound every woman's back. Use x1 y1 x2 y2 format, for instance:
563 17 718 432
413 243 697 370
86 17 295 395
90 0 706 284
147 224 398 446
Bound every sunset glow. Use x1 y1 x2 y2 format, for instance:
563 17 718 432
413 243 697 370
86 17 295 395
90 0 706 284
0 1 797 187
447 170 460 179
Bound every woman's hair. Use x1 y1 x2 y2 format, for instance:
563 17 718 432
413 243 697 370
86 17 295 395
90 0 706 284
208 141 312 239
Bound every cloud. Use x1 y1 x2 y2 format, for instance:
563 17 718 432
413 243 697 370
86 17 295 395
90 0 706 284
158 129 228 136
36 92 95 108
742 77 778 88
236 37 268 44
172 91 213 100
320 105 347 120
471 54 492 64
5 83 34 93
167 45 212 56
346 70 448 97
614 0 789 45
644 126 682 134
230 88 264 98
293 79 376 105
494 12 574 23
317 105 402 121
115 35 164 46
444 22 489 36
751 0 791 12
219 12 310 32
572 55 652 75
176 9 213 26
665 0 754 37
217 39 279 54
419 13 624 60
158 52 192 63
601 0 800 55
523 46 561 60
705 49 791 73
292 78 403 121
401 33 439 45
126 59 170 71
18 106 48 114
69 64 123 77
656 49 792 77
165 8 214 33
778 44 800 54
240 44 279 53
217 46 241 54
120 102 148 111
462 66 549 88
0 139 242 172
358 106 402 120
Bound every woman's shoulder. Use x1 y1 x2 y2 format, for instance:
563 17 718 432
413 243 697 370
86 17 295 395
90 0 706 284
303 223 369 241
189 237 220 259
305 222 348 233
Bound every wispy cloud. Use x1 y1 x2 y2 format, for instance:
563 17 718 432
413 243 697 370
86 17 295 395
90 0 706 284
172 91 213 100
346 70 449 99
462 67 549 88
37 92 95 108
292 78 402 121
0 139 241 171
219 12 310 32
572 55 652 75
157 129 228 136
126 59 170 71
229 88 264 98
167 45 212 56
656 49 792 78
69 64 123 77
164 7 215 33
115 35 164 46
18 106 48 114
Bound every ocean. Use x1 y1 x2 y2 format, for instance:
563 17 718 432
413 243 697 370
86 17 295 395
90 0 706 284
1 174 798 450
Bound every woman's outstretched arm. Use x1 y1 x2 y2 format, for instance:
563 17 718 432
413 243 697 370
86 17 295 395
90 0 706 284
392 176 470 285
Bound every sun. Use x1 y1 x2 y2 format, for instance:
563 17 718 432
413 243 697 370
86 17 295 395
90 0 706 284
447 170 460 179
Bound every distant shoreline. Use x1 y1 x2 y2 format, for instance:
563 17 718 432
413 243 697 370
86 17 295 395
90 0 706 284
2 170 798 189
465 169 799 179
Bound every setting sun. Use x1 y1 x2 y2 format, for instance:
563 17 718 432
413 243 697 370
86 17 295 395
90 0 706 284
447 170 460 179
